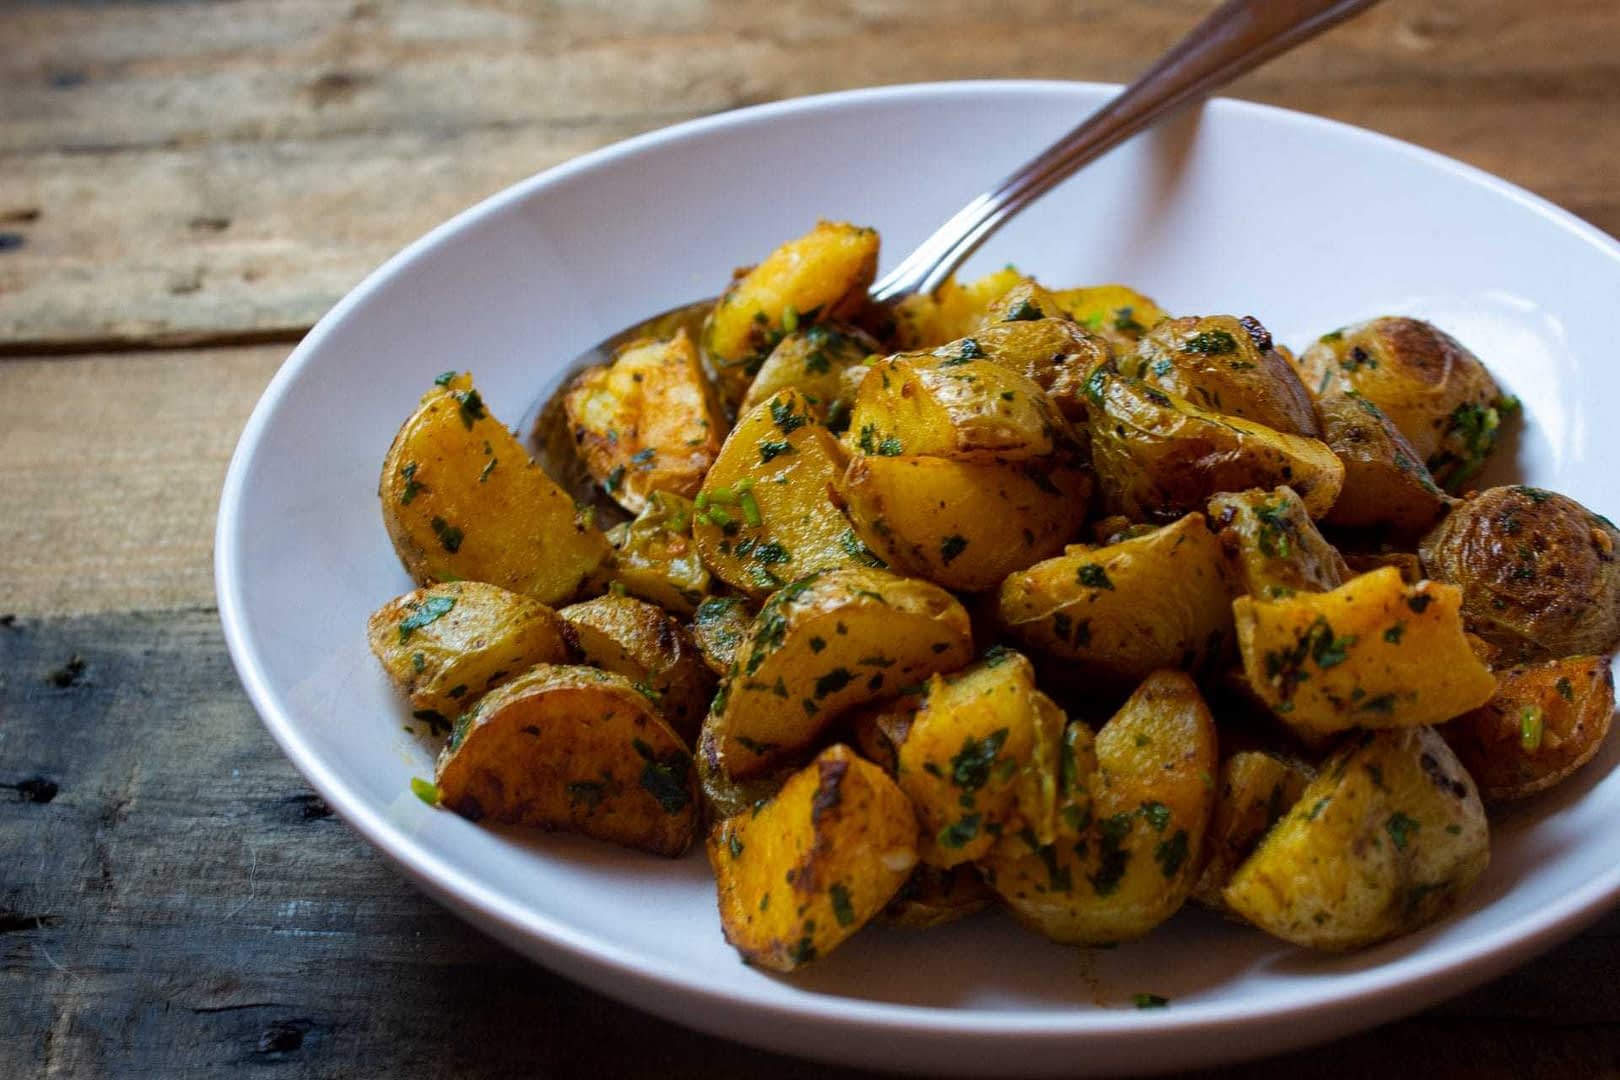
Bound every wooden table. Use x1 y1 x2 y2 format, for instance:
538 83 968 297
4 2 1618 1075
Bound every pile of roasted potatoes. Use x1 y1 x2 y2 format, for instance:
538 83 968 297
369 220 1618 969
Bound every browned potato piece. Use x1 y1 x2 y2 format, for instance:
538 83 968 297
845 693 923 776
739 321 881 420
690 596 754 676
602 492 711 615
974 278 1070 328
434 664 696 856
891 266 1025 349
1294 317 1507 489
960 317 1114 421
1208 487 1349 599
563 330 725 513
1223 727 1489 951
705 221 880 404
1343 551 1425 584
708 745 919 970
1316 391 1452 538
1442 655 1615 802
559 595 715 743
692 389 875 598
695 722 795 824
1049 284 1171 353
1127 315 1320 437
891 651 1065 867
1086 365 1344 522
983 671 1219 944
879 864 995 929
368 581 572 733
380 372 610 604
849 354 1070 463
1234 566 1497 735
1190 750 1315 914
1419 486 1620 663
997 514 1233 690
708 568 973 777
839 453 1091 592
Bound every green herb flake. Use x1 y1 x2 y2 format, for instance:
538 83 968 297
400 461 427 504
1140 801 1171 831
1182 329 1238 356
1154 829 1189 878
1004 299 1044 322
410 777 441 806
1556 676 1575 702
1520 706 1545 751
1384 622 1406 645
728 832 745 859
1386 811 1420 852
398 595 456 643
1132 993 1169 1009
937 813 982 849
604 464 626 494
430 516 464 554
566 780 605 810
951 728 1010 791
759 439 795 463
876 435 904 456
814 668 854 698
1077 563 1115 590
829 882 856 927
455 388 486 428
770 397 809 434
434 370 458 386
940 534 969 564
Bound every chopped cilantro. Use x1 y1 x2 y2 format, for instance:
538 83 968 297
398 595 455 643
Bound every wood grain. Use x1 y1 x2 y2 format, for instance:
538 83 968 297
1 608 1615 1078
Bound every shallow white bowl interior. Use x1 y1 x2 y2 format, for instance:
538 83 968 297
217 81 1620 1076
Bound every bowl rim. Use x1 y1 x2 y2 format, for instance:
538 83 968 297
215 78 1620 1045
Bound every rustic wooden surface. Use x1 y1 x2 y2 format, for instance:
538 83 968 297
3 0 1618 1075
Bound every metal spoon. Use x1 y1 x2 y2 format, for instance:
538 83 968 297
530 0 1382 503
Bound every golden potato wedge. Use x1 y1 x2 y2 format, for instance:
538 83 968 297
1234 566 1497 735
1190 750 1315 914
1127 315 1320 437
710 568 974 777
1208 487 1349 599
983 670 1219 944
1049 283 1170 353
559 594 716 743
879 864 995 929
705 221 880 404
1223 727 1489 951
563 330 725 513
1085 364 1344 522
434 664 696 855
368 581 572 733
890 266 1026 349
380 372 611 604
708 745 919 970
839 453 1091 592
1442 655 1615 802
997 513 1233 690
602 491 712 615
739 321 881 420
1316 391 1452 538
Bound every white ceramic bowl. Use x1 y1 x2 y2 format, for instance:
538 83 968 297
216 81 1620 1076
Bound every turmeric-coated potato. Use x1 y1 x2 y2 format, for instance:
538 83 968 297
689 595 754 676
1234 566 1497 735
1442 655 1614 803
890 266 1026 349
1223 727 1489 951
839 453 1091 592
983 670 1219 944
368 581 572 733
379 372 611 605
1208 487 1349 599
602 492 712 615
738 321 881 421
1190 750 1315 915
997 513 1233 690
563 330 725 513
434 664 696 856
708 568 974 776
1315 391 1452 539
1127 315 1320 438
708 745 919 970
1049 284 1171 353
559 594 716 743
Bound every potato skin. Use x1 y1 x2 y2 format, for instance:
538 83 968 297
709 568 974 777
380 373 611 605
434 664 696 856
1315 391 1452 538
368 581 572 731
563 330 725 513
602 492 711 616
983 670 1219 944
1049 284 1170 354
1190 750 1315 915
839 453 1091 593
559 594 716 743
1209 487 1349 599
1127 315 1320 437
708 745 919 971
739 321 881 420
878 863 995 929
961 317 1115 422
891 266 1025 350
997 513 1233 691
1441 655 1615 803
1419 485 1620 663
689 596 754 677
1234 566 1497 736
1223 727 1489 951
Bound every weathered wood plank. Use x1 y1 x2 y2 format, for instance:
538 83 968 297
0 609 1616 1077
2 0 1617 349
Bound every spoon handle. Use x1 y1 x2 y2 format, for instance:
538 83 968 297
869 0 1383 303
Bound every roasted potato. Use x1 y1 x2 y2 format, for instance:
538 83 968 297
368 581 571 733
563 330 725 513
380 372 611 604
708 744 919 970
1049 283 1170 353
1208 487 1349 599
956 317 1114 422
738 321 881 422
1223 727 1489 951
695 721 795 824
839 453 1091 592
708 568 974 777
879 864 995 929
692 389 877 597
983 670 1219 944
1316 391 1452 538
1234 566 1497 735
1190 750 1315 914
559 594 716 742
997 513 1233 690
974 278 1071 329
1418 485 1620 663
705 221 880 404
1086 364 1344 522
1127 315 1320 437
1294 317 1507 489
891 266 1026 349
1442 654 1615 802
602 491 712 615
435 664 696 856
690 595 754 676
